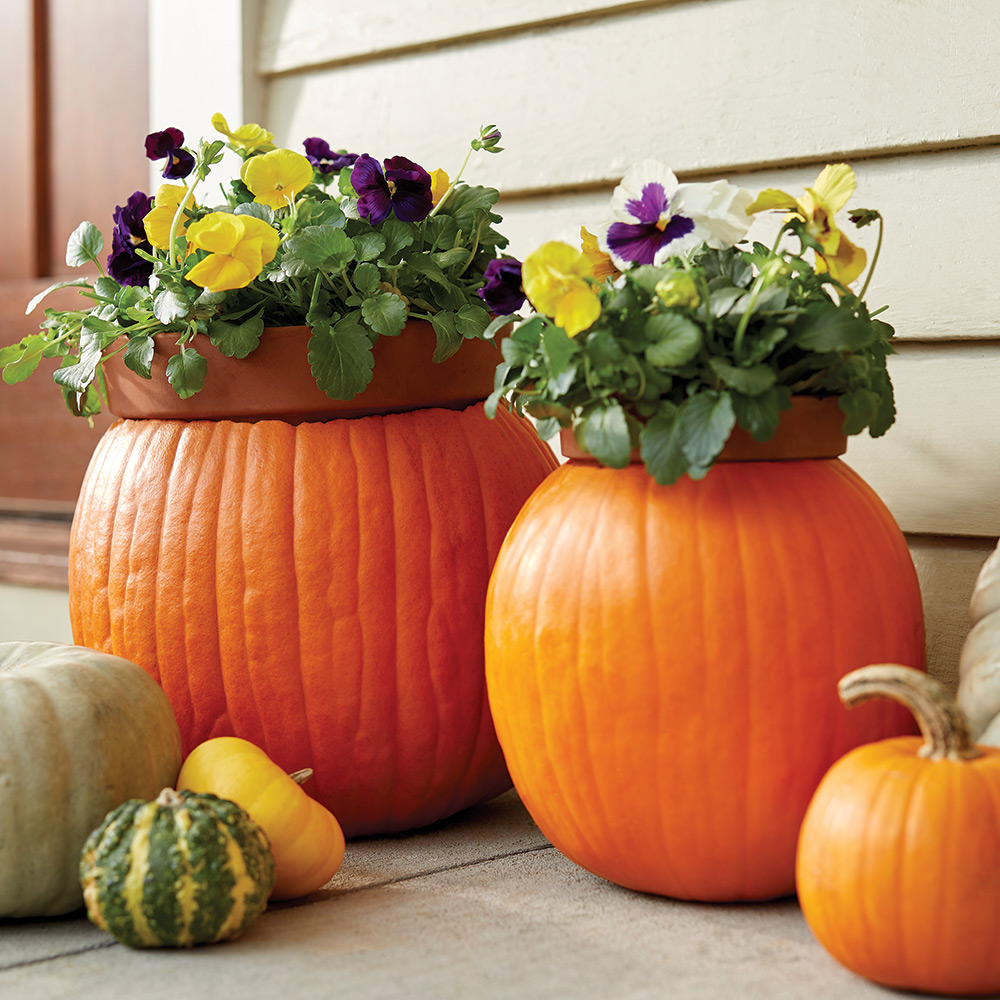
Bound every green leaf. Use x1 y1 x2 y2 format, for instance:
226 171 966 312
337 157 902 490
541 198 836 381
25 278 90 315
165 346 207 399
284 226 355 272
430 312 462 362
209 312 265 358
123 335 155 379
839 388 881 435
456 303 491 339
233 202 277 225
53 329 104 392
433 248 471 269
361 293 408 337
640 404 689 485
795 305 874 352
581 401 632 468
541 325 576 378
352 232 386 263
381 218 416 258
65 222 104 267
708 357 776 396
482 312 519 341
352 262 381 296
678 391 736 468
731 387 783 441
644 313 702 367
308 314 375 400
2 336 47 384
153 289 192 325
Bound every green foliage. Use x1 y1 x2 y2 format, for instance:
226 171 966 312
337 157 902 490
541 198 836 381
12 123 510 415
499 238 897 485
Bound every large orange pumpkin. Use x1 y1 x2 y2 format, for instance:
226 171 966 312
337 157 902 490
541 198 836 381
69 331 557 837
485 436 924 901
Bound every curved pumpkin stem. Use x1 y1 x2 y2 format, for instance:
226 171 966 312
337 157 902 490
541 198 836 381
839 664 983 762
289 768 314 786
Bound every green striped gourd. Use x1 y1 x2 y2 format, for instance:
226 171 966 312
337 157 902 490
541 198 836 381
79 788 275 947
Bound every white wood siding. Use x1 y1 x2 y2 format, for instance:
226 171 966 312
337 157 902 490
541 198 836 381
162 0 998 684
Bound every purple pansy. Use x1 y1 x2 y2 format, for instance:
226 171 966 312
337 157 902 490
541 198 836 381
351 154 433 225
605 178 695 266
106 190 153 286
478 258 525 314
303 137 358 174
144 127 195 180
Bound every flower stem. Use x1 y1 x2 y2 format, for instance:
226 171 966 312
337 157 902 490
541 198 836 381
855 214 884 302
428 144 475 218
167 177 199 269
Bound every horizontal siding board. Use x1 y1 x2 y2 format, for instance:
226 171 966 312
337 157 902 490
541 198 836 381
843 342 1000 538
265 0 1000 190
257 0 668 72
493 147 1000 341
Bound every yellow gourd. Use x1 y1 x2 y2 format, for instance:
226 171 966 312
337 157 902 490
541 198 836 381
177 736 345 899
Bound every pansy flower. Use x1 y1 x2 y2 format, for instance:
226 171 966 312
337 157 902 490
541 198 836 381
522 242 600 338
242 148 314 210
746 164 867 285
107 191 153 286
184 213 280 292
143 184 198 251
600 161 752 268
478 258 525 315
144 127 195 180
211 112 276 154
580 227 619 281
302 137 358 174
429 168 451 207
351 154 433 225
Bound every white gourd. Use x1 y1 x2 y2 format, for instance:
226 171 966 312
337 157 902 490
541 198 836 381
956 540 1000 744
0 641 182 917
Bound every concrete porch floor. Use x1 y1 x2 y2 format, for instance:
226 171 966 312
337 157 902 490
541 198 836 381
0 790 923 1000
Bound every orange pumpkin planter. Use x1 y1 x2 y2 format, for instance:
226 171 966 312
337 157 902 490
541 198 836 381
70 324 557 837
798 665 1000 996
485 400 924 901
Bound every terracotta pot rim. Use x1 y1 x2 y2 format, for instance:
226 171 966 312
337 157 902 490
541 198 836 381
100 321 504 423
559 395 849 465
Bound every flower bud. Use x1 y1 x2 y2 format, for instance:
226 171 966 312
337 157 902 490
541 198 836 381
654 272 700 309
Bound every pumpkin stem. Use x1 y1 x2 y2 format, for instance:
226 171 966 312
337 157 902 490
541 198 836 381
156 787 184 807
839 664 982 762
289 768 313 786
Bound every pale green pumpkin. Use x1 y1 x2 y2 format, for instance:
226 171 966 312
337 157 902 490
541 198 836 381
0 641 183 917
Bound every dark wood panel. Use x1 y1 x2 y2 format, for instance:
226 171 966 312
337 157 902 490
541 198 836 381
0 0 40 279
0 0 147 515
46 0 150 277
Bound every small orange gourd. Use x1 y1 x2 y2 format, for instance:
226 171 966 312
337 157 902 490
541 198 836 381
797 664 1000 996
177 736 345 900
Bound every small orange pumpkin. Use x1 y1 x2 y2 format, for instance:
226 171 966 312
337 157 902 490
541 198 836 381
797 664 1000 996
177 736 345 900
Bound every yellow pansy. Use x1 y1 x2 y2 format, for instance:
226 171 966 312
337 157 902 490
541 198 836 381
241 148 314 210
522 241 601 338
579 226 619 281
429 168 450 207
746 164 867 285
184 213 280 292
211 112 275 154
144 184 198 251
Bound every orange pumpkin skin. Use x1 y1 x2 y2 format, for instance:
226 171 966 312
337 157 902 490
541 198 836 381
797 737 1000 996
484 457 924 901
69 402 556 837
